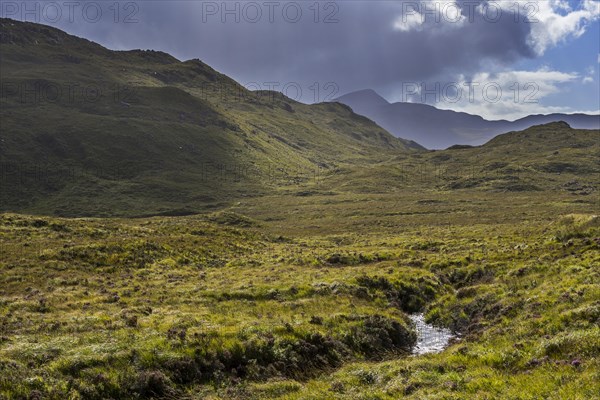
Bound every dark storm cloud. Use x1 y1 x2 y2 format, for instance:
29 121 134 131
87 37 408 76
1 1 536 102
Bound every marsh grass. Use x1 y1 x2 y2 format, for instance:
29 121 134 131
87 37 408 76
1 191 598 398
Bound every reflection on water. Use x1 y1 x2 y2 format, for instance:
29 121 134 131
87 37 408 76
409 313 455 355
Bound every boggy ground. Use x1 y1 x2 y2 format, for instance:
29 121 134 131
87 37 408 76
0 189 599 399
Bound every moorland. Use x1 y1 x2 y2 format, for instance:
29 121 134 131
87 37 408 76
0 18 599 400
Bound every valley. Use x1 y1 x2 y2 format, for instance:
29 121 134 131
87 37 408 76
0 17 599 400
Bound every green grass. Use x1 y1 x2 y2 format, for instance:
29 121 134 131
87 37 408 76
1 193 598 399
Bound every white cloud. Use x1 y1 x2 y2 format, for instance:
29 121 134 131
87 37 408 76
494 0 600 55
582 66 596 83
393 0 465 32
387 1 599 120
394 1 599 53
393 11 424 32
434 68 581 120
550 0 573 12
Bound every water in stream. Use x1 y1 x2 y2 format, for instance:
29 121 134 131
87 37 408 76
409 313 455 355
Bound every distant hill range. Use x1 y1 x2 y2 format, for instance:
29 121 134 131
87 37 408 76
335 89 600 149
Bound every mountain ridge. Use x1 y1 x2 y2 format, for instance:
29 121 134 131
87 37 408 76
335 89 600 149
0 18 420 216
1 18 598 218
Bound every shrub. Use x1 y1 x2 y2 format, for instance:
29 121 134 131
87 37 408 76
541 328 600 358
133 370 174 398
343 315 416 358
356 275 439 312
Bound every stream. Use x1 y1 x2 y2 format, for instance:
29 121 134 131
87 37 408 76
409 313 455 355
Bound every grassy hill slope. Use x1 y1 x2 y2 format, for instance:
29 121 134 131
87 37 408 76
312 122 600 197
0 18 420 217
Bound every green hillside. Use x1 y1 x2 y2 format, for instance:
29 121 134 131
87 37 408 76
311 121 600 197
0 18 420 217
423 121 600 193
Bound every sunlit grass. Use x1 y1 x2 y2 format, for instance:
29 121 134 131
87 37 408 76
1 193 598 398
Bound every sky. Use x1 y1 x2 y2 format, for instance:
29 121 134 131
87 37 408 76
2 0 599 121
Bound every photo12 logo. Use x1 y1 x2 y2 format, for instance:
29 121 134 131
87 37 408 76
198 161 325 185
197 81 340 103
400 1 539 25
400 81 540 104
1 1 140 24
0 80 138 105
0 162 144 185
245 81 339 103
199 1 340 23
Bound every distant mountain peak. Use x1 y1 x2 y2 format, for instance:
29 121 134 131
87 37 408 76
334 89 390 111
347 88 389 102
335 88 599 149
